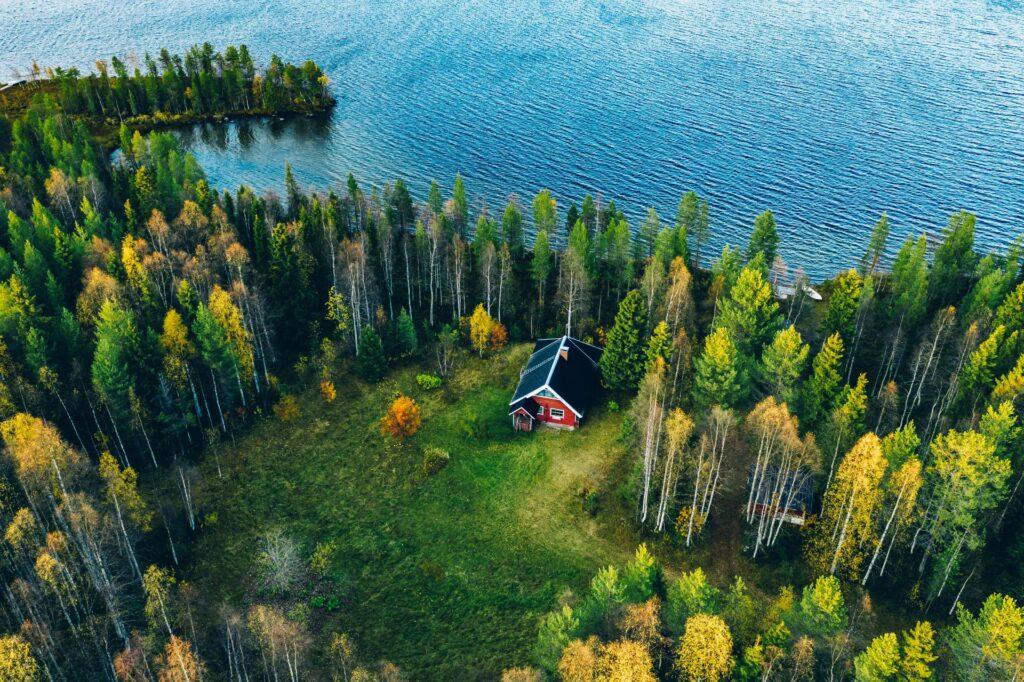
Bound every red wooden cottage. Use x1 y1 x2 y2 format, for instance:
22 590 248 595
508 336 603 432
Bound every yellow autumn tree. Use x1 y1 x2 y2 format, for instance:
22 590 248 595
0 634 39 681
469 304 496 356
676 614 734 681
208 285 255 383
596 639 656 682
75 267 122 324
500 667 543 682
558 637 599 682
4 507 38 554
0 414 85 505
99 452 152 531
121 234 153 304
160 309 195 392
618 598 663 653
155 635 206 682
807 432 887 579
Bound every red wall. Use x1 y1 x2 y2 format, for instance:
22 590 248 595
533 396 578 428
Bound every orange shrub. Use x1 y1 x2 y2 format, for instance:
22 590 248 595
489 322 509 351
380 395 422 440
320 380 337 403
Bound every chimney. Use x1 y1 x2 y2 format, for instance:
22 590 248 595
559 346 569 362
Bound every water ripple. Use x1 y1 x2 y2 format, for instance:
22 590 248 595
2 0 1023 278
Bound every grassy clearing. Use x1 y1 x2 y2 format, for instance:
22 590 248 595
188 345 641 678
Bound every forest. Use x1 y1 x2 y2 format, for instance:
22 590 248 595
0 47 1023 681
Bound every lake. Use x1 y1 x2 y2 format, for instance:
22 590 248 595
2 0 1023 278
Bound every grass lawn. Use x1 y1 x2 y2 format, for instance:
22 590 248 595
187 344 642 679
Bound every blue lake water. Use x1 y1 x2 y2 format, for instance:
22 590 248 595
2 0 1023 278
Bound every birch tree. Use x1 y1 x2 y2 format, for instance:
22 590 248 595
677 406 731 544
807 432 887 579
634 359 667 526
745 398 817 556
653 407 694 533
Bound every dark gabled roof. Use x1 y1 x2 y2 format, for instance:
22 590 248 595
508 336 603 416
509 397 539 418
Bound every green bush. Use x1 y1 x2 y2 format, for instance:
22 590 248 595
422 446 450 475
416 373 442 390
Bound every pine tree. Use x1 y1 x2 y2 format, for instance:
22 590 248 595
357 327 388 382
599 290 649 391
860 213 890 276
796 575 847 638
535 605 579 672
532 189 557 235
620 544 658 603
665 568 720 634
918 429 1010 602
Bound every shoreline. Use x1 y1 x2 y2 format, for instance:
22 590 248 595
0 77 335 148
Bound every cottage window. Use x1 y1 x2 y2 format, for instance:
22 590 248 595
537 406 545 416
550 408 564 419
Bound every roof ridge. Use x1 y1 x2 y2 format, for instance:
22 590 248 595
541 337 567 389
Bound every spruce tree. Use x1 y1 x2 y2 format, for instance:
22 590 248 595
801 332 845 427
395 308 418 356
822 269 864 344
745 210 779 267
357 327 388 382
853 632 900 681
92 300 139 420
715 263 780 359
599 289 649 392
694 327 746 409
646 321 673 371
760 325 809 405
929 210 977 308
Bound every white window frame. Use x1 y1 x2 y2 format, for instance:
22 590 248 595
537 406 545 416
549 408 565 420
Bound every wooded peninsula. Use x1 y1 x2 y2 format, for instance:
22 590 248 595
0 45 1023 681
